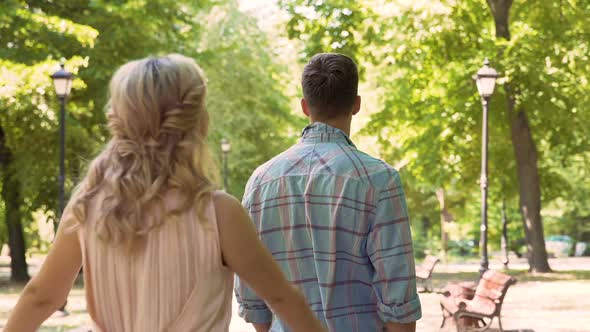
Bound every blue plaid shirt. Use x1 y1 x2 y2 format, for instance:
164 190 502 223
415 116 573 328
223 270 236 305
235 122 421 331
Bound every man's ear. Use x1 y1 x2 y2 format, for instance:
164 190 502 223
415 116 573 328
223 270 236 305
352 95 361 116
301 98 311 118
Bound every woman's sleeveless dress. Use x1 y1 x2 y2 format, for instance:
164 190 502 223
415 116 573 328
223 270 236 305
77 194 233 332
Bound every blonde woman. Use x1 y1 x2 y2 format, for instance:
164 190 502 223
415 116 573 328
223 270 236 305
4 54 326 332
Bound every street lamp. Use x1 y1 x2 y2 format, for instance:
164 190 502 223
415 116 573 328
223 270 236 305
50 60 74 315
473 58 498 278
221 138 231 191
50 61 74 227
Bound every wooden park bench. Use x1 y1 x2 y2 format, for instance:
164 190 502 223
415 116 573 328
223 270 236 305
439 270 517 332
416 255 440 292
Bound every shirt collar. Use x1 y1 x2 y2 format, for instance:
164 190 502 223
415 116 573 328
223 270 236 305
299 122 356 148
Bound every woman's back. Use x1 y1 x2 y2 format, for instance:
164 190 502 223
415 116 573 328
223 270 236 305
79 191 232 332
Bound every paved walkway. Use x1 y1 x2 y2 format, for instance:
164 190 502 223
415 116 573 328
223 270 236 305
1 257 589 331
3 284 589 332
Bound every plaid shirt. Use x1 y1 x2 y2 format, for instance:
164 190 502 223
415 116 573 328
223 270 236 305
235 122 421 331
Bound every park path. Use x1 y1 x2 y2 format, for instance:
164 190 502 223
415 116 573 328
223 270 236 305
3 283 589 332
1 257 589 331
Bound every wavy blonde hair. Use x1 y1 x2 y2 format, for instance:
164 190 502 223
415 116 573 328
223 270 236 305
68 54 217 248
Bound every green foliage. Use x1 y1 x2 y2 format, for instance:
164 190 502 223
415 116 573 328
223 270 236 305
196 4 304 197
412 232 442 260
0 0 299 256
278 0 590 252
1 49 94 230
279 0 380 73
383 0 588 198
543 153 590 242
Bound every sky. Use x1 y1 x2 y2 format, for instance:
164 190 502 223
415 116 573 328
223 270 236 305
238 0 276 12
237 0 283 32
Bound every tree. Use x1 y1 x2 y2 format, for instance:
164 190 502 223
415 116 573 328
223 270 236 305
0 0 298 279
278 0 590 271
487 0 550 271
0 0 118 280
0 126 28 281
278 0 378 69
196 3 304 197
544 152 590 245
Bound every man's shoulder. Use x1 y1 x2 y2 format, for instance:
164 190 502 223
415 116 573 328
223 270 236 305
245 144 400 194
246 145 303 190
343 149 400 186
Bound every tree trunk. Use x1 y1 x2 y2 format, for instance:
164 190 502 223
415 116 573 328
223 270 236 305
488 0 551 272
509 110 551 272
0 126 30 282
436 188 450 261
486 0 512 40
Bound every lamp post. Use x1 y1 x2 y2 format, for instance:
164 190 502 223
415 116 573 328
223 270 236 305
221 138 231 191
50 60 74 315
50 61 74 230
473 58 498 278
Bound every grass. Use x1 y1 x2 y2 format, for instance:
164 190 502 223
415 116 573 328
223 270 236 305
429 269 590 290
2 269 587 299
508 269 590 281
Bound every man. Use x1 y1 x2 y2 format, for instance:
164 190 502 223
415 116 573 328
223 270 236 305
236 53 421 332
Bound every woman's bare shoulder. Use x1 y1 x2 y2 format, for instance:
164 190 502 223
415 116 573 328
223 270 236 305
212 190 244 219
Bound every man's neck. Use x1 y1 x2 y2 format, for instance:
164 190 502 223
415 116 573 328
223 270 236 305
310 117 352 136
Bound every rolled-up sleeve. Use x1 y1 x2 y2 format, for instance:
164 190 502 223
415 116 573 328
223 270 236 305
367 169 422 324
234 277 273 323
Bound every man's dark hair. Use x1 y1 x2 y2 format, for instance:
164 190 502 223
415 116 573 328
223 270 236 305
301 53 359 119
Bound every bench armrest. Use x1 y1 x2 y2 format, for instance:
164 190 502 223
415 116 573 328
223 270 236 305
456 300 468 311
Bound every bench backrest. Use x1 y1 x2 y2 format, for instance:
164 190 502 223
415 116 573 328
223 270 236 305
420 255 440 275
473 270 516 313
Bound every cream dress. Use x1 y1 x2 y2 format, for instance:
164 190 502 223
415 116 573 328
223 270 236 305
77 193 233 332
